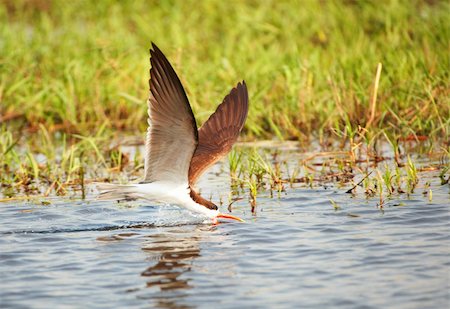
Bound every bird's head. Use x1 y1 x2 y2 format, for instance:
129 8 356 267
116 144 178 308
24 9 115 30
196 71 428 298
209 203 245 223
190 189 244 223
203 207 244 224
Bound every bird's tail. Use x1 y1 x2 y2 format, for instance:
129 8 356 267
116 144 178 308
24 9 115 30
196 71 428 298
95 183 140 201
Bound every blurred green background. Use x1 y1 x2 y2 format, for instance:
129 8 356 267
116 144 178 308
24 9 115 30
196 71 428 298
1 0 448 141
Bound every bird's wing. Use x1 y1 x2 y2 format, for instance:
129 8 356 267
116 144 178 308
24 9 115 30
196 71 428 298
143 43 198 185
188 81 248 185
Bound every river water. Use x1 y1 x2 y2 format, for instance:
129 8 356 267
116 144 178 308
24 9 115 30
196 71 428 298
1 149 449 308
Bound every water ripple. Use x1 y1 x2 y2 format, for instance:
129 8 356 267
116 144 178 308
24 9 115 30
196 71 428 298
1 178 449 308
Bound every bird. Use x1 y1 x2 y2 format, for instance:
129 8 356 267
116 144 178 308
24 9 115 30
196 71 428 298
97 43 248 224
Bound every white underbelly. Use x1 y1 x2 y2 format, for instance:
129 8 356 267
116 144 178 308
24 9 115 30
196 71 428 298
134 182 218 218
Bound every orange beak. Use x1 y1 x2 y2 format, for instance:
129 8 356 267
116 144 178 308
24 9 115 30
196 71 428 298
216 213 245 223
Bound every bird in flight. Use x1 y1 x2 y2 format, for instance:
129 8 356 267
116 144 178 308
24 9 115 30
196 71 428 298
97 43 248 223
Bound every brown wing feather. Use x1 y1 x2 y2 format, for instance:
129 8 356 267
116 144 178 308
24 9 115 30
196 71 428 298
143 43 198 185
188 81 248 185
189 188 218 210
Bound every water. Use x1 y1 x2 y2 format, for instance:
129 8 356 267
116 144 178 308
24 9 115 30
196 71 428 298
1 158 449 308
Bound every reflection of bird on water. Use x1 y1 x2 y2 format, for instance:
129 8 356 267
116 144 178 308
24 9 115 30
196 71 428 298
140 225 214 306
141 234 200 290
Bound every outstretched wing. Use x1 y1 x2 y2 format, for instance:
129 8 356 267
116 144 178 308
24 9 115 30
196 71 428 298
188 81 248 185
143 43 198 185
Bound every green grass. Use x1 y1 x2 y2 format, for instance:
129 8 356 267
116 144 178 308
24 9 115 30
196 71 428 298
227 144 448 209
0 0 449 199
1 0 449 139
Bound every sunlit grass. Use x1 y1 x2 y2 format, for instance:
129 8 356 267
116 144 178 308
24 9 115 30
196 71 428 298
0 0 449 204
1 0 448 139
227 142 449 209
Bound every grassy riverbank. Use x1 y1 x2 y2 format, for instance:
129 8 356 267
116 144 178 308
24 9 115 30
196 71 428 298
1 0 449 199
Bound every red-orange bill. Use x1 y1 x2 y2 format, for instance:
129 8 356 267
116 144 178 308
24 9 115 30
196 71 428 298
217 213 245 222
